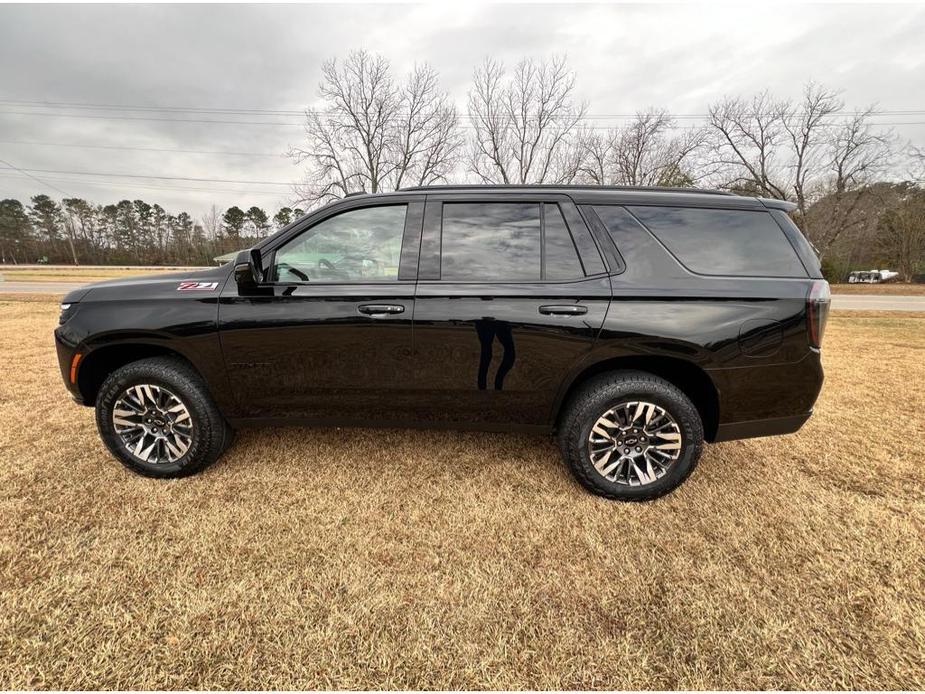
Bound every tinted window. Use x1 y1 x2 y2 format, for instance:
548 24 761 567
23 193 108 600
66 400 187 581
770 209 821 278
274 205 406 282
441 203 541 281
627 206 807 277
544 203 585 280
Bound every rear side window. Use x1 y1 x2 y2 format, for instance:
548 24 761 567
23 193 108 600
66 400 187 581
544 203 585 280
439 202 586 281
626 206 808 278
441 203 540 281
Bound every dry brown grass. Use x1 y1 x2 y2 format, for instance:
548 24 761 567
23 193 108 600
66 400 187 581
1 298 924 690
0 266 201 282
831 283 925 295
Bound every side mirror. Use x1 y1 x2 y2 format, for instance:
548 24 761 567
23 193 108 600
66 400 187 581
233 248 264 293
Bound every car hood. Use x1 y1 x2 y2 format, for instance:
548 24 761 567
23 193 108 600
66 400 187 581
62 265 233 304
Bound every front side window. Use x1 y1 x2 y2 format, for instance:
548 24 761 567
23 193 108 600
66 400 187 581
274 205 407 282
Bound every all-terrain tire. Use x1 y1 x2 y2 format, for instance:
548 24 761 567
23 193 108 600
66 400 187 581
558 370 704 501
95 356 233 478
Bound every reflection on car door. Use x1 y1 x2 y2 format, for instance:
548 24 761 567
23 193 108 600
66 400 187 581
410 195 612 428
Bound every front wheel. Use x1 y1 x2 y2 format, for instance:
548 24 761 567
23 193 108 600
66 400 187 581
558 371 704 501
95 356 233 478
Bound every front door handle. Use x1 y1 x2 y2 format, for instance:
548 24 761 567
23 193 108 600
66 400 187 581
358 303 405 315
539 304 588 316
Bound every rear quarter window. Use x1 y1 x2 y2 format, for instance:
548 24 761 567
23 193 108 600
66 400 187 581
625 206 808 278
770 209 823 278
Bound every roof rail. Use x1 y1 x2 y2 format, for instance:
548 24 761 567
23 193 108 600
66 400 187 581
343 191 367 198
398 184 736 196
757 197 798 212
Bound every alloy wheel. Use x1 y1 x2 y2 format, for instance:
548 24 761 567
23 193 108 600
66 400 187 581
112 384 193 464
587 401 682 486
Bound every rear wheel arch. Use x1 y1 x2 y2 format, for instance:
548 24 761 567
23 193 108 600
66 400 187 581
554 356 720 441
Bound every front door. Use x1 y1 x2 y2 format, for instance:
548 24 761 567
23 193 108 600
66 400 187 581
218 199 423 421
411 195 612 428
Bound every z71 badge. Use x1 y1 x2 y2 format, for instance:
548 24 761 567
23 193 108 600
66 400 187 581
177 281 218 291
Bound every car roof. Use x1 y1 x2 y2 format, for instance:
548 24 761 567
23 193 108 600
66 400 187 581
341 185 797 212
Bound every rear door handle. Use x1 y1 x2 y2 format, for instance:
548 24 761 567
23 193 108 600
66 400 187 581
358 303 405 315
539 304 588 316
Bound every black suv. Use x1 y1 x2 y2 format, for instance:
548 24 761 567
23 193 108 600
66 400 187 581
54 185 829 500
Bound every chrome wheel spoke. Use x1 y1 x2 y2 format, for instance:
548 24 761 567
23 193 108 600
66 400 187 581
632 461 650 485
591 448 614 473
113 384 193 465
135 435 155 460
603 456 626 479
587 400 683 486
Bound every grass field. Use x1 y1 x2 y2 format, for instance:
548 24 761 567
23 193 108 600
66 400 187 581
830 283 925 295
1 296 923 689
0 265 204 282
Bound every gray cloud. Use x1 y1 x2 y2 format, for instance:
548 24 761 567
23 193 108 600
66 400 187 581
0 3 922 217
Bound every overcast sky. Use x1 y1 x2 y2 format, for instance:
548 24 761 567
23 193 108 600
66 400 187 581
1 2 924 218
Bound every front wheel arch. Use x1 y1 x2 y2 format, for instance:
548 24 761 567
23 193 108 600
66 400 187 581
95 355 232 478
76 343 205 406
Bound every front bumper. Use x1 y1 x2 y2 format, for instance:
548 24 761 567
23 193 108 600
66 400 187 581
54 326 84 402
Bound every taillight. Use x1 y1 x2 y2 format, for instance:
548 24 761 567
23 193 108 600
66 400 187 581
807 280 831 349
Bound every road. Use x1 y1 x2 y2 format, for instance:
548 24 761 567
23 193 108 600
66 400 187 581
1 280 924 311
829 294 925 311
0 281 88 295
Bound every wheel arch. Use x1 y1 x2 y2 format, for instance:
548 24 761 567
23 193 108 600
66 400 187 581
76 342 203 406
553 355 720 441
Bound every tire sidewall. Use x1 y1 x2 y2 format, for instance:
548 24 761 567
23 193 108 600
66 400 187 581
96 364 216 477
567 376 704 500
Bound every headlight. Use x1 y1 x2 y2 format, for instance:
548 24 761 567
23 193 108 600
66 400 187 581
59 302 76 325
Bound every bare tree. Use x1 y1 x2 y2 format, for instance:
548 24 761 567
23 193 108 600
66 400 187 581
290 50 461 207
467 56 587 184
706 82 894 258
200 205 222 240
876 184 925 281
782 83 842 217
909 145 925 179
578 110 706 186
706 90 790 198
810 108 894 257
392 64 463 189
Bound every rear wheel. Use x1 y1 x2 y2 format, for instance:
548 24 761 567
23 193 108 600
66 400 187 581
558 370 704 500
95 356 232 478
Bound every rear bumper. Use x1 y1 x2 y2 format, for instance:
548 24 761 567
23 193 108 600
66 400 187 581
706 351 823 442
713 412 811 442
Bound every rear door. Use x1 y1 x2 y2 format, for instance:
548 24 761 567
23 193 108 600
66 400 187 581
218 197 423 421
411 193 612 428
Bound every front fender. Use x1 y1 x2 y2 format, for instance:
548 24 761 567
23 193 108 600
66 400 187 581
55 294 236 416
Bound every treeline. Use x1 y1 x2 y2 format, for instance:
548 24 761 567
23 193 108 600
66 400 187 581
0 196 304 266
3 183 921 279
